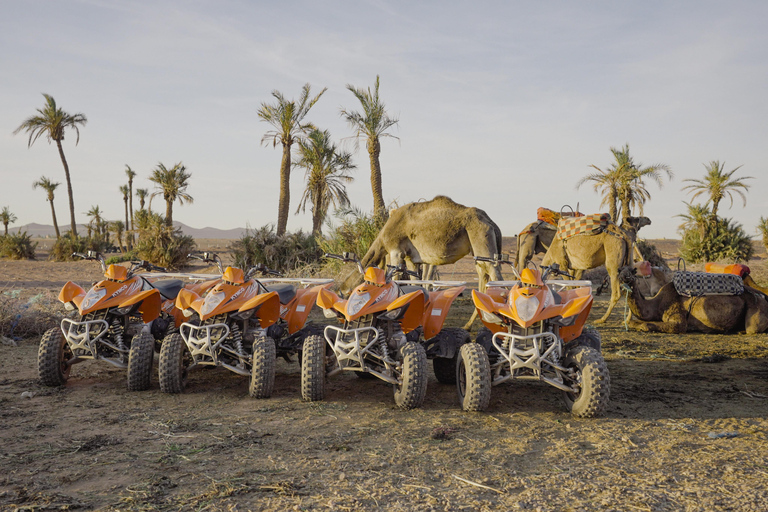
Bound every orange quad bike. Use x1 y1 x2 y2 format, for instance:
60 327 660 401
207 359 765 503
301 252 468 410
38 251 193 391
161 252 332 399
463 257 609 417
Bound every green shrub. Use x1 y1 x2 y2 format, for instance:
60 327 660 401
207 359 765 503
105 251 138 265
229 225 322 273
134 210 195 270
679 217 753 263
0 231 37 260
317 207 384 272
758 217 768 252
49 232 112 261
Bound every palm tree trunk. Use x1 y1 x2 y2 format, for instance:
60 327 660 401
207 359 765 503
312 193 323 235
48 199 61 239
165 197 173 228
367 138 387 221
3 223 7 236
56 139 78 237
124 198 132 250
277 143 292 236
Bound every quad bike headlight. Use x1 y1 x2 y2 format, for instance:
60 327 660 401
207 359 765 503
480 309 503 325
346 292 370 316
514 295 540 322
379 305 407 321
81 288 106 310
323 308 338 319
201 291 226 316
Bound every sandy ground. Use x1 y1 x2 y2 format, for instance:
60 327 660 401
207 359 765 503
2 239 768 511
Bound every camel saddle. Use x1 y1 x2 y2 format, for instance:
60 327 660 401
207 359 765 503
556 213 610 240
673 271 744 297
537 207 582 227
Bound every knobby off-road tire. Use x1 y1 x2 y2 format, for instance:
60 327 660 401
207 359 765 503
561 345 610 418
432 328 471 384
572 327 602 352
456 342 491 412
159 333 189 394
38 327 72 387
127 332 155 391
393 342 427 410
250 336 276 399
301 335 326 402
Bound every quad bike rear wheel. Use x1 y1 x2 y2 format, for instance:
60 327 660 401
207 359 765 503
127 332 155 391
456 342 491 412
38 327 73 387
432 328 471 384
301 334 326 402
250 336 276 398
159 333 189 393
393 342 427 410
561 345 610 418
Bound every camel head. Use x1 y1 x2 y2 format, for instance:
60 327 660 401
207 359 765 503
618 266 638 287
622 216 652 232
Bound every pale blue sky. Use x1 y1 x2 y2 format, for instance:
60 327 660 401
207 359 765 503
2 0 766 240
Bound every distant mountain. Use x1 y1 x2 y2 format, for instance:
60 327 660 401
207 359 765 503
18 222 247 240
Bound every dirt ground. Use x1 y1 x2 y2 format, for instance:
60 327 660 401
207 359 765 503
2 239 768 511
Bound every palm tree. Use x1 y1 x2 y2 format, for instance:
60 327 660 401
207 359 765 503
136 188 148 211
579 144 672 222
124 165 136 230
110 220 125 252
13 94 87 237
258 83 327 236
294 129 355 235
119 184 132 249
677 201 711 239
681 161 753 221
148 162 193 228
340 75 399 221
85 205 103 241
0 206 17 235
32 176 62 239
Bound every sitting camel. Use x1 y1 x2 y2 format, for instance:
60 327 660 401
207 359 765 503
618 266 768 334
542 216 651 323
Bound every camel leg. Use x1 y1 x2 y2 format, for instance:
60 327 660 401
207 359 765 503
595 267 621 324
743 291 768 334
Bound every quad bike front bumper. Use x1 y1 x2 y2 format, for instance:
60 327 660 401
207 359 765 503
323 325 403 385
490 331 578 393
180 321 250 376
60 317 126 368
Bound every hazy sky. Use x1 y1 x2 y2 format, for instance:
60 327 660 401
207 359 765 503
2 0 766 240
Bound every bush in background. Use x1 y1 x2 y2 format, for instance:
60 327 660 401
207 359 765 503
759 217 768 253
0 231 37 260
679 217 753 263
229 225 322 274
49 232 112 261
134 210 195 270
636 239 669 269
317 207 384 272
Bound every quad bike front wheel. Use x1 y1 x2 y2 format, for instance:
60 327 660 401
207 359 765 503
38 327 73 387
301 334 327 402
572 327 601 352
250 336 276 399
159 333 190 393
561 345 610 418
456 342 491 412
393 342 427 410
127 332 155 391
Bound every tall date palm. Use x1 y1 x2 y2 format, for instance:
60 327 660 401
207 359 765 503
32 176 62 239
149 162 193 228
13 94 87 237
682 161 752 221
340 75 399 221
258 83 327 236
294 129 355 235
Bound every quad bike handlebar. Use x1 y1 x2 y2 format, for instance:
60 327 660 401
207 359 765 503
188 252 283 280
72 251 166 276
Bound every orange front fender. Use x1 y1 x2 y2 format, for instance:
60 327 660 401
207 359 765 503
119 289 162 322
317 287 341 310
58 281 85 308
423 286 465 340
283 284 330 335
239 291 281 328
389 290 426 334
176 288 201 311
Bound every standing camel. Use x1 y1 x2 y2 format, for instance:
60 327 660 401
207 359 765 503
517 220 557 270
542 216 651 323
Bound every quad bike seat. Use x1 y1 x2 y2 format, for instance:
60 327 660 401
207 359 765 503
266 283 297 305
152 279 184 300
399 285 428 301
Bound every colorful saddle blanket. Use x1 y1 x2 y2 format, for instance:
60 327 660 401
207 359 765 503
673 271 744 297
557 213 611 240
537 207 582 227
